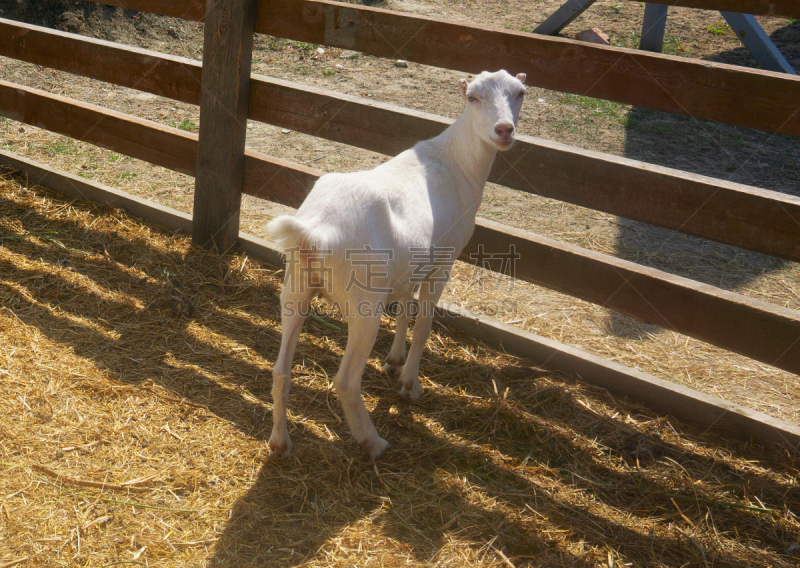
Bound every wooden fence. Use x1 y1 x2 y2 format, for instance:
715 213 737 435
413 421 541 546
0 0 799 447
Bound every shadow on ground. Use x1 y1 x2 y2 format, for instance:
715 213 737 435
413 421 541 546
611 20 800 339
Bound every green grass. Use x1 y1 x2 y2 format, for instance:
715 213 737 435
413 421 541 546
551 117 580 135
706 21 729 35
662 35 688 55
508 24 534 33
560 94 624 117
113 171 138 183
289 40 318 52
169 119 195 132
613 30 641 49
45 138 77 157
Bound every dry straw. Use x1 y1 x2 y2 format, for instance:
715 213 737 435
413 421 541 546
1 172 799 567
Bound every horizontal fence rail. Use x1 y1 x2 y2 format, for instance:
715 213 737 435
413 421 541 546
79 0 800 23
254 1 800 137
0 80 198 176
2 18 799 262
463 221 800 378
1 78 798 377
0 19 203 101
75 0 800 137
621 0 800 19
0 19 202 104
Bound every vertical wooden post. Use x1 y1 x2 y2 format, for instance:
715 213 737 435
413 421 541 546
639 3 668 52
192 0 257 253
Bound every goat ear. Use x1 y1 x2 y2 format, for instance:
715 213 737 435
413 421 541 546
458 78 469 98
516 73 527 84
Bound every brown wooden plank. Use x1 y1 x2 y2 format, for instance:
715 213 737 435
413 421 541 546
492 137 800 263
81 0 206 21
255 0 800 137
0 78 322 203
0 18 202 105
79 0 800 33
4 148 799 448
621 0 800 20
248 75 446 156
243 150 321 208
463 219 800 376
0 79 198 174
434 303 800 449
0 149 192 233
192 0 257 252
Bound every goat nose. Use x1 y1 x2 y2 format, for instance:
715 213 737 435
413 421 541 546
495 122 515 137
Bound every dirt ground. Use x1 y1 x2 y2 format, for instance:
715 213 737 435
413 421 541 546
1 175 800 567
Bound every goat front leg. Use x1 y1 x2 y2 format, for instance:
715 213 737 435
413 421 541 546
269 287 310 458
335 313 389 459
398 281 444 401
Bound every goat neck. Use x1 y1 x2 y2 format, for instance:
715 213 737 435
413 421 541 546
436 112 498 199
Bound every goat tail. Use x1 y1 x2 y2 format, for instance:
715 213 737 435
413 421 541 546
267 215 327 252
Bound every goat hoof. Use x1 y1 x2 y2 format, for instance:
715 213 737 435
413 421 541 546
360 436 390 460
398 382 421 402
268 437 293 459
381 362 404 376
386 354 406 367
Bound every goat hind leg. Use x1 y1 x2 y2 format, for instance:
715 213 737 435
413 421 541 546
335 313 389 459
382 300 412 376
269 287 310 458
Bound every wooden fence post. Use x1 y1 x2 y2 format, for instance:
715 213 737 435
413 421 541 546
640 3 669 52
192 0 257 253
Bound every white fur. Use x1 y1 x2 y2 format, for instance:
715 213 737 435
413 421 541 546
267 70 527 459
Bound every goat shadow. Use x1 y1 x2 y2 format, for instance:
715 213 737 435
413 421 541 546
611 20 800 339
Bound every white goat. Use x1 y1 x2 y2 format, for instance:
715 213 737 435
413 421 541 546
267 70 527 459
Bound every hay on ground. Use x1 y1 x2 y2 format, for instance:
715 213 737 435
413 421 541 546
1 174 799 567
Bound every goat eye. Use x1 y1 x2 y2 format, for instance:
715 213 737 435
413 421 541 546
467 95 479 103
517 91 525 99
